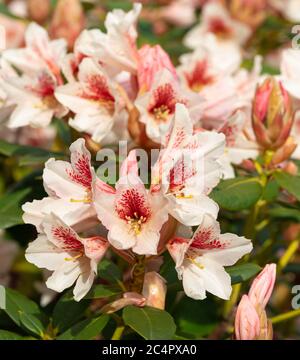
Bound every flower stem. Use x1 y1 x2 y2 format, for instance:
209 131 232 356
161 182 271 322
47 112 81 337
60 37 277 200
111 325 125 340
278 238 300 273
270 309 300 324
223 283 242 319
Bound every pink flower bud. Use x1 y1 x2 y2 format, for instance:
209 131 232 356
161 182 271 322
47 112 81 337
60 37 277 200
142 271 167 310
271 137 297 166
248 264 276 309
235 295 261 340
28 0 50 24
252 78 294 150
137 45 177 93
49 0 85 50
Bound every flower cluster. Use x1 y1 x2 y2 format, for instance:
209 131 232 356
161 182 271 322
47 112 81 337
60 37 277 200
0 0 300 341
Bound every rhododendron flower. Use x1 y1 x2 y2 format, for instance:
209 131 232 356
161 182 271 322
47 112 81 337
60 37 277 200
0 70 66 128
2 22 66 84
23 138 97 230
76 3 141 75
94 150 169 255
135 70 203 144
218 110 258 178
25 213 109 301
167 213 253 300
55 58 119 142
184 2 251 49
151 104 225 226
177 41 242 125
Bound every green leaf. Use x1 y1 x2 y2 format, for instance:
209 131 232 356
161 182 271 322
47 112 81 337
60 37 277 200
269 206 300 222
226 263 261 284
57 315 109 340
123 306 176 340
1 287 47 334
19 312 45 337
274 171 300 201
98 258 122 284
210 177 263 211
83 284 121 299
52 292 90 333
0 330 24 340
0 140 65 165
263 179 280 201
173 297 217 338
54 118 72 146
0 188 31 229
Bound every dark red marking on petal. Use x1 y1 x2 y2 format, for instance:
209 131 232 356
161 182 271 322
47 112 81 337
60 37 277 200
67 151 93 189
116 188 151 222
191 227 225 250
168 158 196 193
148 83 187 122
81 74 115 111
27 72 55 98
185 60 214 92
208 17 233 38
52 225 83 251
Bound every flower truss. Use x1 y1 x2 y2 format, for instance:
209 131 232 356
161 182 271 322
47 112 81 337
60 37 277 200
0 0 299 341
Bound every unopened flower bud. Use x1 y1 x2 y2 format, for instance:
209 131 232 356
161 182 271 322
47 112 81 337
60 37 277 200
28 0 50 24
257 305 273 340
142 271 167 310
248 264 276 309
235 295 260 340
283 161 299 176
49 0 85 49
252 77 294 151
271 137 297 166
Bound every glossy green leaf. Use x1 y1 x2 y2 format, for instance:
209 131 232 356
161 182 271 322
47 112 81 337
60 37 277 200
1 287 47 333
173 297 217 338
19 312 45 337
0 140 65 165
0 188 31 229
274 171 300 201
83 284 121 299
98 258 122 284
0 330 24 340
210 177 263 211
57 315 109 340
123 306 176 340
269 206 300 222
226 263 261 284
52 292 90 333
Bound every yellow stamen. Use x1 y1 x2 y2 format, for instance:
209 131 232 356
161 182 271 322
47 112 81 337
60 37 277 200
64 253 83 262
175 193 193 199
188 256 205 270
